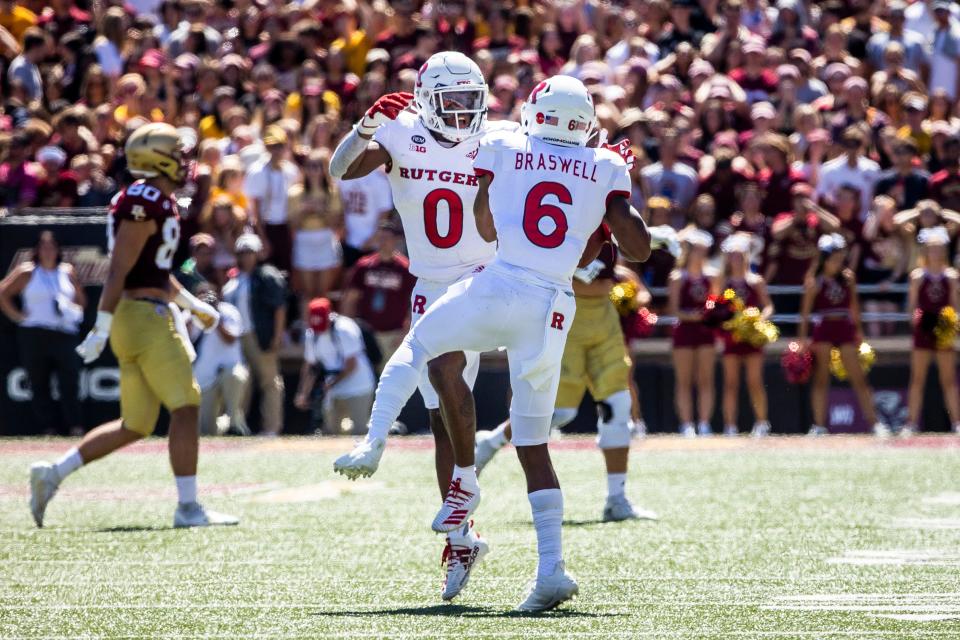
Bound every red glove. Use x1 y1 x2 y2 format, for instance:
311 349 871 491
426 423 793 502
603 139 635 171
359 92 414 136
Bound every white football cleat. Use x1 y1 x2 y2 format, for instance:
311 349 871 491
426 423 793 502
173 502 239 528
474 431 503 475
29 462 61 528
441 528 489 601
516 562 579 612
602 495 658 522
751 421 771 438
333 436 385 480
432 477 480 533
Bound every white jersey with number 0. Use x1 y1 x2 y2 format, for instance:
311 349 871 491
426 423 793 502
472 130 631 286
374 111 518 282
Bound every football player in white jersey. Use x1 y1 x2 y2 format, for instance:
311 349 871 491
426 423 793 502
329 51 513 601
335 75 652 611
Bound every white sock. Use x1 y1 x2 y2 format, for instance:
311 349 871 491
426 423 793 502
490 422 510 449
175 475 197 505
53 448 83 481
528 488 564 580
452 464 479 491
606 472 626 499
366 336 430 441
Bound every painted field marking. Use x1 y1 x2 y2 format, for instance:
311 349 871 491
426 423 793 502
826 549 960 567
8 633 960 640
890 517 960 530
922 492 960 506
765 593 960 622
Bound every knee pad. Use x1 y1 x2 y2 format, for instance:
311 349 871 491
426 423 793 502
550 407 578 430
596 389 632 449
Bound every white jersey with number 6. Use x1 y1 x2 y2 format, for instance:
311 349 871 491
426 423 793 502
374 111 518 281
472 130 631 287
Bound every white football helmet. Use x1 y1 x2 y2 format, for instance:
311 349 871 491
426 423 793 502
520 75 596 147
415 51 488 143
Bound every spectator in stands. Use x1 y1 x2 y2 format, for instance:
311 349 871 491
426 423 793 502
341 220 417 371
199 195 247 287
295 297 376 435
641 128 699 217
34 146 79 208
0 231 85 436
71 154 115 207
177 233 216 295
929 134 960 211
289 148 343 314
816 127 881 218
338 167 394 268
192 288 249 436
874 139 930 210
0 132 39 209
8 27 46 103
222 234 287 436
244 125 301 272
861 196 909 336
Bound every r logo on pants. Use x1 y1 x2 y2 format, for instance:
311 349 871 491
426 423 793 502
551 313 565 330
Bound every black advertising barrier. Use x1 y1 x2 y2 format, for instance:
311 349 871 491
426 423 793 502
0 212 939 436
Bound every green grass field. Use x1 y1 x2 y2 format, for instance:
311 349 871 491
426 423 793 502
2 434 960 639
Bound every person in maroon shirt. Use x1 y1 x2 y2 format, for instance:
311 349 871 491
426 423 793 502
698 147 750 218
929 135 960 213
34 146 79 208
799 234 886 436
341 221 416 372
832 185 865 273
765 184 841 312
904 227 960 435
756 133 806 217
728 40 778 103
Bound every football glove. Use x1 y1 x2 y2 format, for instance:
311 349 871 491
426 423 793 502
602 139 636 171
174 289 220 330
649 225 682 258
76 311 112 364
358 92 414 137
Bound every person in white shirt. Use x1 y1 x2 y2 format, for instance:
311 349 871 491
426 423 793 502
906 0 960 42
337 168 394 268
815 127 881 218
930 0 960 99
294 298 375 435
243 125 301 272
192 295 249 436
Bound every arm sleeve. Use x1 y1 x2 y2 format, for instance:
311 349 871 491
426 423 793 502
218 304 243 338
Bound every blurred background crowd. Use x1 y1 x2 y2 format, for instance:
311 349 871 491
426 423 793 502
2 0 960 435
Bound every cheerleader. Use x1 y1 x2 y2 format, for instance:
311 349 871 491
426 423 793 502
668 229 717 437
715 233 774 437
904 227 960 435
799 234 889 436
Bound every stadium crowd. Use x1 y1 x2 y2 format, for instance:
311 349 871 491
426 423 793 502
3 0 960 435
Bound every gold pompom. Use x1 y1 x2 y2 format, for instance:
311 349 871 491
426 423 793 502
829 342 875 381
724 303 779 347
934 306 959 350
609 281 640 316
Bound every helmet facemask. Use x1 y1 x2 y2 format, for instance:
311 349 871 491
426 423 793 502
419 83 487 143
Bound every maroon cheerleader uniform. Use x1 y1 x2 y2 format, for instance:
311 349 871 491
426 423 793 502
673 271 715 348
811 275 857 346
913 270 951 350
723 277 763 356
